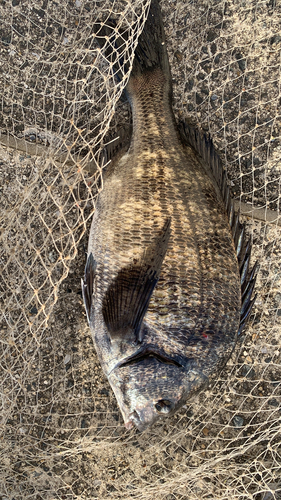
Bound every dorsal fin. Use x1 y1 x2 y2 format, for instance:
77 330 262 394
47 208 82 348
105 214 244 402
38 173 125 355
178 121 235 222
179 121 258 336
102 218 171 342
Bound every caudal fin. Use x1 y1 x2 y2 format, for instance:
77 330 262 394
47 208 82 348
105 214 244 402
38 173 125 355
130 0 171 78
94 0 170 83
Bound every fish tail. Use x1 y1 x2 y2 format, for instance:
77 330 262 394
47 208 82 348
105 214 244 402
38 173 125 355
94 0 170 84
130 0 171 79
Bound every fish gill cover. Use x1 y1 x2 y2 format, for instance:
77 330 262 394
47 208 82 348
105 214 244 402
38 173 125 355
0 0 280 499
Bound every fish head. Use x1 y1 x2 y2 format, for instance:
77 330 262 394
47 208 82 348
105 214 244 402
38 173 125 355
108 356 207 431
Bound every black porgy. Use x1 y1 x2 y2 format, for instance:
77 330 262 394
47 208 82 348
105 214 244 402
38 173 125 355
82 0 256 431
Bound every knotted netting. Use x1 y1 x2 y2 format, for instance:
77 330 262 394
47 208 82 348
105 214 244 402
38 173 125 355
0 0 280 498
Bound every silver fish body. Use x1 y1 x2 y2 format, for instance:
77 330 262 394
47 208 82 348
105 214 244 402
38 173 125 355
82 0 256 430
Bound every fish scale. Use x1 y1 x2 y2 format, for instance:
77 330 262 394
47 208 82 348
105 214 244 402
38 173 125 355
82 0 256 430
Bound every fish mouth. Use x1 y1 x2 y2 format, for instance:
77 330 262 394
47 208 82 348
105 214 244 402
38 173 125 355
110 348 184 431
124 398 177 431
117 347 183 369
124 409 155 431
124 410 145 431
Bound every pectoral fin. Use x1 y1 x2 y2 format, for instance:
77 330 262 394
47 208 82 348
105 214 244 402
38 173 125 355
102 218 171 342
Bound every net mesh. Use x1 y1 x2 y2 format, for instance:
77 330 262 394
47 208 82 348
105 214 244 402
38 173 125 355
0 0 280 498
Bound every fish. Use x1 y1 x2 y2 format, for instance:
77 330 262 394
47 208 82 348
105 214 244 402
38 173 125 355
82 0 257 431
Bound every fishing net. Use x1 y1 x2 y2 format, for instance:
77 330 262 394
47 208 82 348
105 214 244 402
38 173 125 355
0 0 280 498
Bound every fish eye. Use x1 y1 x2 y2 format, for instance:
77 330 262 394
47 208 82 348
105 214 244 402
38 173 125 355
155 399 174 414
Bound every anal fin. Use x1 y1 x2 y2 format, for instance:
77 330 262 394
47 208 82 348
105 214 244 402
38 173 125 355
81 253 96 324
101 125 132 174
